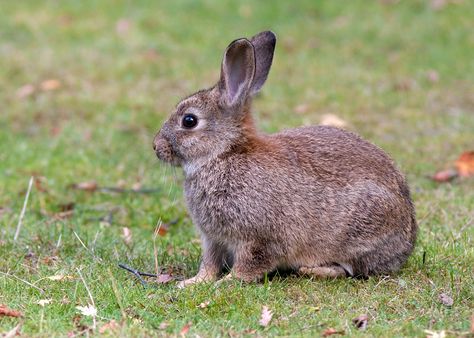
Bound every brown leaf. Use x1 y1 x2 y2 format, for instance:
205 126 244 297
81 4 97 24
122 227 132 245
16 84 36 99
155 223 169 237
322 328 344 336
156 274 174 284
71 181 98 192
0 304 23 318
455 151 474 177
438 293 453 307
352 314 368 330
259 306 273 327
179 322 192 337
40 79 61 91
99 320 119 334
197 300 210 309
58 202 75 212
431 169 458 183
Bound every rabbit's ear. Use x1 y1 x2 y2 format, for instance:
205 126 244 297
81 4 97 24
249 31 276 95
219 38 256 107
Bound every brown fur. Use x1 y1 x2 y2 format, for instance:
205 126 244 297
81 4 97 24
153 31 417 286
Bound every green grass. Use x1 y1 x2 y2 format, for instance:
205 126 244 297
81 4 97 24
1 0 473 336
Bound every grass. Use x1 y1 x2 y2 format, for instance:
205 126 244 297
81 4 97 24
0 0 473 336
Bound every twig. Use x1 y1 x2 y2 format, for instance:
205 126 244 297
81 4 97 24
73 231 102 262
14 176 34 241
0 270 44 294
118 263 159 287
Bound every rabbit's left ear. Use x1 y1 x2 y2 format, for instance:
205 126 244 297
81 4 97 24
219 38 256 107
249 31 276 95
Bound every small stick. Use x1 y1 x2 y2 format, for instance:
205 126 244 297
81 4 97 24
77 268 96 330
118 263 161 286
0 270 44 294
14 176 34 241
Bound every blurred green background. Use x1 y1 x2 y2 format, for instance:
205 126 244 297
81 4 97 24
0 0 473 336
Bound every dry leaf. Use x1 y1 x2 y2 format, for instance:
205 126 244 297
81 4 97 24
259 306 273 327
47 275 74 281
179 322 192 336
438 293 453 307
40 79 61 91
197 301 210 309
322 328 344 336
16 84 35 99
0 304 23 318
156 274 174 284
76 304 97 317
71 181 98 192
2 323 22 338
320 114 347 128
352 314 368 330
155 223 169 237
122 227 132 245
99 320 119 334
431 169 458 183
455 151 474 177
37 299 52 307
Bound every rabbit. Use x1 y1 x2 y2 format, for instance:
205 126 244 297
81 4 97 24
153 31 417 287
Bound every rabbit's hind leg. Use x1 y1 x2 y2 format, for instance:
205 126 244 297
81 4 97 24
298 264 351 278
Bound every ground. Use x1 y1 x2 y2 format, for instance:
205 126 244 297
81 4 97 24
0 0 473 336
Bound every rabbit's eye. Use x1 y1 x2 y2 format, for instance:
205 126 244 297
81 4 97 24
182 114 198 129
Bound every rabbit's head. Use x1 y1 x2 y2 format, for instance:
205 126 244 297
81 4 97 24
153 31 276 170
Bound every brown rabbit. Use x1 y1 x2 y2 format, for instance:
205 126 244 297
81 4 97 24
153 31 417 287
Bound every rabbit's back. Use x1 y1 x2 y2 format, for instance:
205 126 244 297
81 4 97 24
185 125 416 276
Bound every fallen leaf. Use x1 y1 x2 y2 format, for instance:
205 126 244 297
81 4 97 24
431 169 458 183
37 299 52 307
47 275 74 281
322 328 344 336
122 227 132 245
16 84 36 99
155 222 169 237
99 320 119 334
131 182 142 191
156 274 174 284
179 322 192 336
0 304 23 318
320 114 347 128
40 79 61 91
33 176 49 193
259 306 273 327
425 330 446 338
352 314 368 330
438 293 453 307
76 304 97 317
58 202 75 212
197 301 210 309
455 151 474 177
71 181 98 192
2 323 22 338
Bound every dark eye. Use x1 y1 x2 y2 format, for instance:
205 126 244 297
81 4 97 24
182 114 198 129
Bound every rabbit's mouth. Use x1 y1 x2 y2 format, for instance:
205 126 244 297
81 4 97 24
153 135 182 166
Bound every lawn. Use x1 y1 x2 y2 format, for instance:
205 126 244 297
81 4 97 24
0 0 473 336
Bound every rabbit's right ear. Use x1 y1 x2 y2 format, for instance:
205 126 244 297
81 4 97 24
218 38 256 108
